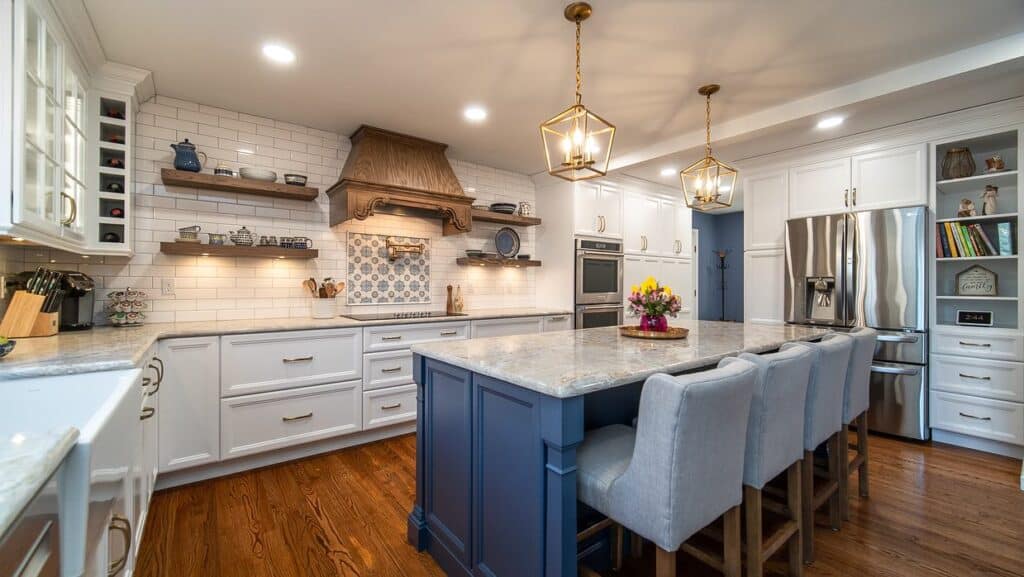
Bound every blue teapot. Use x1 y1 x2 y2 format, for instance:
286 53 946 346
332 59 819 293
170 138 207 172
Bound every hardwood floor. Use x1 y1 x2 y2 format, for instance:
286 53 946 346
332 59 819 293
136 434 1024 577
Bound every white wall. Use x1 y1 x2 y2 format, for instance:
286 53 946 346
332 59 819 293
5 96 538 324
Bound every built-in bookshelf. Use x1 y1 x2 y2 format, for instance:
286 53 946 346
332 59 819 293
931 127 1020 330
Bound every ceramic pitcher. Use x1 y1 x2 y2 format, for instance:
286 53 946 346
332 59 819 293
171 138 207 172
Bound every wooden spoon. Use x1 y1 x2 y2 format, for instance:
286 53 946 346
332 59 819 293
302 279 317 296
335 281 345 294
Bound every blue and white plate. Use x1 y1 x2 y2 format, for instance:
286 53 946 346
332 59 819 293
494 227 520 258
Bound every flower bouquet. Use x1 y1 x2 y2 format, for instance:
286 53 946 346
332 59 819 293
627 276 682 332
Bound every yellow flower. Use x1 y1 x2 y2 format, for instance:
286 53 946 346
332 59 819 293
664 285 672 296
631 284 639 293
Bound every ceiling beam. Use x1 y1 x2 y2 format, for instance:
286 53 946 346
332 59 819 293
609 31 1024 172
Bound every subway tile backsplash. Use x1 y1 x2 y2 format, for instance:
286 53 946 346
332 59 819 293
6 96 537 324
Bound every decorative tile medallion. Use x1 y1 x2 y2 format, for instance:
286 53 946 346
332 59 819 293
347 233 431 305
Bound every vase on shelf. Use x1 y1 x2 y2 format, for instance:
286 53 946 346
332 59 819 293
941 147 975 180
640 314 668 332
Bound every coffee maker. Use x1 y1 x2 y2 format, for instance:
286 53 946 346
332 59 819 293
59 272 95 330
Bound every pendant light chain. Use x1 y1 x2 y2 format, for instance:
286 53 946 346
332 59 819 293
704 92 713 158
575 19 583 105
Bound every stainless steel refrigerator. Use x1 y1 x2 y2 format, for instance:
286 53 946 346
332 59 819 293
785 206 929 440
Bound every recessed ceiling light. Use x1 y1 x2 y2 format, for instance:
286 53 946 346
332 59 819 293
262 43 295 64
660 168 677 177
816 116 844 129
463 106 487 122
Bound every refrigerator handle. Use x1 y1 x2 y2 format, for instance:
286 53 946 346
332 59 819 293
844 213 857 327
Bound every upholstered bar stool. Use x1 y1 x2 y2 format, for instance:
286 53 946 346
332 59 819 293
838 327 878 519
732 347 814 577
575 359 759 577
780 334 853 564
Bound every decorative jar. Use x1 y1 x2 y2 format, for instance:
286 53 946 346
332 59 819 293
640 314 668 332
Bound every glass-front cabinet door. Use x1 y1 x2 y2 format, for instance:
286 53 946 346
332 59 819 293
13 0 87 242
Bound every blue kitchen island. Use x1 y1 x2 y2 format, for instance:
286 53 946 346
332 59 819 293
407 321 828 577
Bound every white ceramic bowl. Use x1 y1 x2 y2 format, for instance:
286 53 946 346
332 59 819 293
239 167 277 182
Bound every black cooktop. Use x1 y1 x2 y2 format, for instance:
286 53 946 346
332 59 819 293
341 311 468 321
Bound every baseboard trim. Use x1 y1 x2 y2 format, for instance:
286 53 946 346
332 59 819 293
155 422 416 490
930 429 1024 459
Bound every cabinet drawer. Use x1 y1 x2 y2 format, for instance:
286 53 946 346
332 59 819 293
543 314 573 332
363 321 469 352
471 317 543 338
362 384 417 430
221 328 362 396
930 391 1024 446
363 350 414 391
220 381 362 459
932 330 1023 362
931 355 1024 402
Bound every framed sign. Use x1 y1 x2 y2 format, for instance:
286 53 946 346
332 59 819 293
955 265 997 296
957 310 993 327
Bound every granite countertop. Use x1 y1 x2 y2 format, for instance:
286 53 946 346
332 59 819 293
0 428 78 538
411 321 831 398
0 308 570 380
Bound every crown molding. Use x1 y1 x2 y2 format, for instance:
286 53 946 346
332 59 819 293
93 62 155 108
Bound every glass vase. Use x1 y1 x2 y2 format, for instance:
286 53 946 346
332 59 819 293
640 314 668 332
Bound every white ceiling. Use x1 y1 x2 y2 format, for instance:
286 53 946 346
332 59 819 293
83 0 1024 175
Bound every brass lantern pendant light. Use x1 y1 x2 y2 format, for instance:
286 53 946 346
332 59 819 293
680 84 736 211
540 2 616 181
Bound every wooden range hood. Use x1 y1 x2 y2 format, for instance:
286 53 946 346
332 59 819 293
326 126 476 235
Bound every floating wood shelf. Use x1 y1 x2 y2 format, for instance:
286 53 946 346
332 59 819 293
456 257 541 268
161 169 319 202
470 209 542 227
160 242 318 259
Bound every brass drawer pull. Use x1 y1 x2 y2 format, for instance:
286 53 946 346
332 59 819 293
958 412 992 421
282 356 314 363
958 341 991 348
549 316 567 322
381 366 404 373
381 335 403 341
140 407 155 421
440 330 458 336
958 373 991 381
108 515 132 576
282 412 313 422
381 403 403 410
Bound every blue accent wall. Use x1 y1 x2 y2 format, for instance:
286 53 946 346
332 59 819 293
691 211 744 322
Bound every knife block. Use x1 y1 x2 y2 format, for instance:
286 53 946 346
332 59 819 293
0 291 59 338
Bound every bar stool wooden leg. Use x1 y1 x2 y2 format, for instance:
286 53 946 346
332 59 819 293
630 532 643 559
656 546 676 577
724 505 742 577
744 486 763 577
612 524 624 571
827 434 842 531
801 453 814 564
857 412 870 498
839 424 850 521
787 462 803 576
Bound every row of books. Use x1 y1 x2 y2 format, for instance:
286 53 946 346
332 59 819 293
936 221 1015 258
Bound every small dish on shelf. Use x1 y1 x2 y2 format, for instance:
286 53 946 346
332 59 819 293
465 249 485 257
489 203 517 214
239 167 277 182
284 174 308 186
516 254 530 260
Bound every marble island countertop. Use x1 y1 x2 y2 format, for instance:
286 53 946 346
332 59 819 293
411 321 831 398
0 308 570 381
0 427 78 538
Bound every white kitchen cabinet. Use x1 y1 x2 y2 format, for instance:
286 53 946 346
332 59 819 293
157 336 220 473
363 349 414 391
660 257 695 323
788 157 851 219
364 321 469 352
743 169 789 250
574 182 622 238
220 380 362 460
744 249 785 325
362 384 417 430
470 316 544 338
624 193 690 257
930 390 1024 446
850 144 927 211
623 190 658 254
220 328 362 397
5 0 89 249
672 201 693 257
542 313 573 332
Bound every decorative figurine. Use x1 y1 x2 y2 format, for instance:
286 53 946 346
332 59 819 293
984 154 1005 173
957 198 977 217
981 185 999 216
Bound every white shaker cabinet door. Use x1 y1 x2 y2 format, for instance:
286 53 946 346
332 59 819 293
850 144 926 211
623 191 659 254
596 184 623 238
157 336 221 473
573 182 601 236
744 249 785 325
672 201 693 257
743 169 789 250
788 157 850 219
660 258 693 323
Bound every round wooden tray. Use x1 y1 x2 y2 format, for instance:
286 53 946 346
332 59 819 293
618 326 689 339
